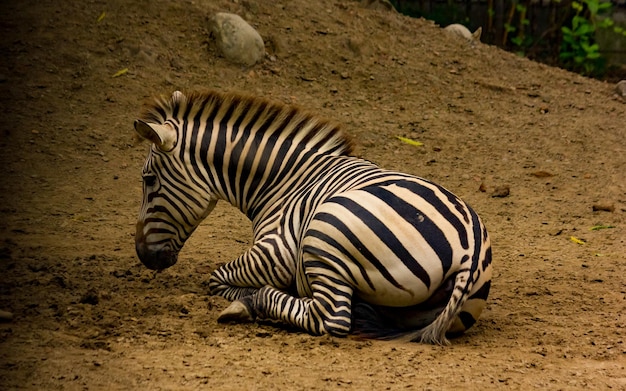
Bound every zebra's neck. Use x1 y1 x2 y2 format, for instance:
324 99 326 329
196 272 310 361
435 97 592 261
197 127 334 223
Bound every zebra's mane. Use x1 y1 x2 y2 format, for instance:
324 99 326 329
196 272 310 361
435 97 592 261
140 89 353 156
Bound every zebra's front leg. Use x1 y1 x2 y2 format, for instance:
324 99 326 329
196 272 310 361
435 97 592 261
208 236 295 302
218 275 355 337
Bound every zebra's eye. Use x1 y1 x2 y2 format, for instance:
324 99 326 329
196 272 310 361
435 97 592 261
143 174 157 187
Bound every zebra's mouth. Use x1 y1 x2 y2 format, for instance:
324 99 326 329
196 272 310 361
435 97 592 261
136 244 179 271
135 222 179 270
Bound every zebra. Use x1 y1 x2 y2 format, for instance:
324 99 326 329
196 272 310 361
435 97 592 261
134 89 492 345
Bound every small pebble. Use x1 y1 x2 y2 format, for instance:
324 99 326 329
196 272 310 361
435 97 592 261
491 185 510 198
592 203 614 212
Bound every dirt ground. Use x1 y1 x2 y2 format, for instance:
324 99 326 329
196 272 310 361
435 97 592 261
0 0 625 389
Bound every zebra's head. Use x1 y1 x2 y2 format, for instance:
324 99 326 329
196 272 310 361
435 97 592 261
133 92 218 270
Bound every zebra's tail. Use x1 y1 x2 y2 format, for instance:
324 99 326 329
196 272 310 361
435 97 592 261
409 267 474 345
352 267 475 345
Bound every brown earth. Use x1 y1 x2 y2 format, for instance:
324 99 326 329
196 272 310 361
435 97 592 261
1 0 625 389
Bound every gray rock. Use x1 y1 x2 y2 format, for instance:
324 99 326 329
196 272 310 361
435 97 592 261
209 12 265 66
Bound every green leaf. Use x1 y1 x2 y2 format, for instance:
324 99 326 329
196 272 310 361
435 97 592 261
580 41 591 52
587 1 598 15
599 18 613 29
577 23 594 35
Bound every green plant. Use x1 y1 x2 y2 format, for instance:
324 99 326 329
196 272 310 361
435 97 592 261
560 0 626 76
510 4 532 55
502 3 532 56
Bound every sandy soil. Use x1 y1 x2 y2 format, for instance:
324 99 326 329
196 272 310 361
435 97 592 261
1 0 625 389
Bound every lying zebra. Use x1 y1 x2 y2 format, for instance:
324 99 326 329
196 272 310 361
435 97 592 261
134 90 493 344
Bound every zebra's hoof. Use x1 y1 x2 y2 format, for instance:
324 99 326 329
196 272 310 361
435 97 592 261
217 300 255 323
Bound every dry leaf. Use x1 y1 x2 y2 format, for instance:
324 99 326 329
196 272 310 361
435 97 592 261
396 136 423 147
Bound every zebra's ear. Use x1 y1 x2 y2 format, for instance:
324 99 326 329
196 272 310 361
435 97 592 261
472 27 482 41
134 120 177 152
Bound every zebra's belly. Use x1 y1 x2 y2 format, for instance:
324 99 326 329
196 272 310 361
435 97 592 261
302 182 473 307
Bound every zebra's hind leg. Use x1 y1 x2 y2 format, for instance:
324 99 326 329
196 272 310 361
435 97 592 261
352 273 456 339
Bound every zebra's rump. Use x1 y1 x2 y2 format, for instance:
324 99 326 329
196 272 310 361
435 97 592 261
300 172 479 302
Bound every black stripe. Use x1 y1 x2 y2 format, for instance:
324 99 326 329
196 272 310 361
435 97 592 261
303 233 375 290
395 180 469 251
458 311 477 329
228 101 253 204
329 193 433 288
243 104 280 206
470 279 491 301
311 211 408 291
483 246 492 271
196 104 222 192
153 105 167 122
236 102 267 210
153 156 205 211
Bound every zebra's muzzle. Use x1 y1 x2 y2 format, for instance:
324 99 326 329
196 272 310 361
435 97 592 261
135 222 179 270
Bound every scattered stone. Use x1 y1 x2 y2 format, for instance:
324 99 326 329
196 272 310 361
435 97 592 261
491 185 510 198
0 310 13 322
592 203 614 212
209 12 265 66
444 24 482 42
346 37 364 56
